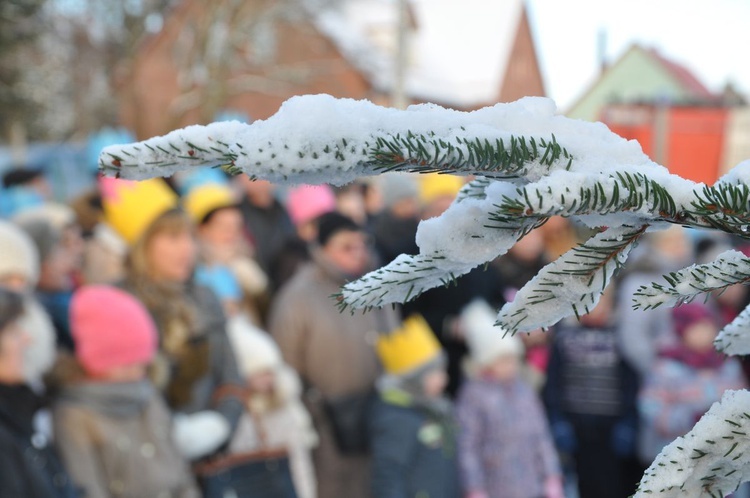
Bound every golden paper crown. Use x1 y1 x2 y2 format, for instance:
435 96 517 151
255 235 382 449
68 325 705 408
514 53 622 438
376 314 442 375
101 178 179 245
419 173 464 205
183 183 237 224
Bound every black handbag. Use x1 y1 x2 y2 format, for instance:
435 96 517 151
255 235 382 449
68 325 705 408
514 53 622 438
322 390 374 455
195 448 297 498
194 411 298 498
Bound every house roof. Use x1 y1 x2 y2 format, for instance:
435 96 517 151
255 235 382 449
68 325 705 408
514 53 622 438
645 47 713 99
565 44 716 117
406 0 523 107
314 0 526 108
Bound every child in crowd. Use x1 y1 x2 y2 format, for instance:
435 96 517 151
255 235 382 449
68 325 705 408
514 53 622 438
184 182 269 325
51 285 200 498
543 289 640 498
0 288 79 498
369 314 459 498
226 320 318 498
638 303 747 465
456 299 563 498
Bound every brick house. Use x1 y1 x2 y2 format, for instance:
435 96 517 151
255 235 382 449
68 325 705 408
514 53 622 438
117 0 546 139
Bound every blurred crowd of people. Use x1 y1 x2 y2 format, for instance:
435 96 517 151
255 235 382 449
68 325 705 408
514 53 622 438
0 164 748 498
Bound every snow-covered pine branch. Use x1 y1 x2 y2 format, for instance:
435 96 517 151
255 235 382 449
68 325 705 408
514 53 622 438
632 249 750 310
693 163 750 237
99 95 577 185
488 169 686 225
498 224 647 333
635 390 750 498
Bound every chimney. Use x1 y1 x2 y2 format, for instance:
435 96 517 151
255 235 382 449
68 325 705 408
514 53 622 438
597 28 608 74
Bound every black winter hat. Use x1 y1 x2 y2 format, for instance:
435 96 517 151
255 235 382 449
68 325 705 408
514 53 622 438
0 288 24 332
2 167 44 189
316 212 361 246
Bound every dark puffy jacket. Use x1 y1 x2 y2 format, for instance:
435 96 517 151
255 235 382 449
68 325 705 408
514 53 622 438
0 383 80 498
369 391 460 498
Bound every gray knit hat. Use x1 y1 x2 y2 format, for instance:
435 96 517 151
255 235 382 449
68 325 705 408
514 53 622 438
379 173 419 209
13 203 76 262
0 220 40 286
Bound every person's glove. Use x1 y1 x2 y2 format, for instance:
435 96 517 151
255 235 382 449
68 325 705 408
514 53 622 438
545 475 565 498
172 411 231 460
610 420 637 458
550 420 577 454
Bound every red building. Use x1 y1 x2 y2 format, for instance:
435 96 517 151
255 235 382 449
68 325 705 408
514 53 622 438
116 0 546 139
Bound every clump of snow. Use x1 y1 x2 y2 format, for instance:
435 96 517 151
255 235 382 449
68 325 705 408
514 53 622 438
716 159 750 185
635 390 750 497
715 304 750 356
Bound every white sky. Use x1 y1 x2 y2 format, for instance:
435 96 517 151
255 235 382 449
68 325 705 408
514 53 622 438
526 0 750 110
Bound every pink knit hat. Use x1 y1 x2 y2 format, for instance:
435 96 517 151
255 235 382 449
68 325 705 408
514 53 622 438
286 185 336 226
672 302 717 338
71 286 157 375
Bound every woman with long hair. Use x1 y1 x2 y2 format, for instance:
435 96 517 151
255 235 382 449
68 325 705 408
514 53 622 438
102 178 245 464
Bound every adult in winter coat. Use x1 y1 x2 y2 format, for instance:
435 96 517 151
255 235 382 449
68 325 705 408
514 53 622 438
0 288 80 498
543 290 640 498
14 203 85 351
235 176 296 287
51 286 199 498
615 227 691 377
270 184 336 294
101 178 245 462
369 172 421 267
0 220 57 387
184 182 270 326
269 212 399 498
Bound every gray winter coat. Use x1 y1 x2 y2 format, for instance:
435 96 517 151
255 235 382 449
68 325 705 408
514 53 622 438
53 373 199 498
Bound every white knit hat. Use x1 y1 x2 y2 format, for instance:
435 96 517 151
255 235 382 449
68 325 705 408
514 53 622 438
12 202 76 232
227 316 283 377
460 299 524 367
0 220 40 286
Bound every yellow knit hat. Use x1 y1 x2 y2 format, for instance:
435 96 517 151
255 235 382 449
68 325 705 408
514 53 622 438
100 178 179 245
419 173 465 205
183 183 237 224
376 314 442 376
